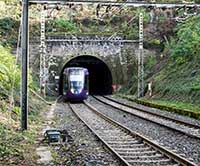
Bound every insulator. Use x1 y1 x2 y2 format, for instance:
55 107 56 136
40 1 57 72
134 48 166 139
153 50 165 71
69 3 74 8
106 5 111 13
44 5 47 10
96 4 101 17
56 4 62 10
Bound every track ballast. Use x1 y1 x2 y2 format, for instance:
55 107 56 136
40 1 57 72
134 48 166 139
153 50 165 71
69 101 197 166
92 95 200 139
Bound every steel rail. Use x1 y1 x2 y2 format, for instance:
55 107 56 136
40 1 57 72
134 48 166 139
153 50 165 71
68 101 197 166
68 103 130 166
29 0 200 8
92 95 200 140
103 95 200 129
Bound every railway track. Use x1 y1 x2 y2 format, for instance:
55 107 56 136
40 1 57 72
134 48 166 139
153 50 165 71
68 101 197 166
92 95 200 140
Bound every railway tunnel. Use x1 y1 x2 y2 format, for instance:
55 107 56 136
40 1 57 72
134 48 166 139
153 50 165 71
59 55 113 95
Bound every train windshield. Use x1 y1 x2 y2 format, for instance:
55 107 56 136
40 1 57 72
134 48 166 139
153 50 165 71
69 69 83 75
69 70 84 94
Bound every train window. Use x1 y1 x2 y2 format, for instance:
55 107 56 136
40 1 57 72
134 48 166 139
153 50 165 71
70 81 83 89
70 81 84 94
69 69 83 75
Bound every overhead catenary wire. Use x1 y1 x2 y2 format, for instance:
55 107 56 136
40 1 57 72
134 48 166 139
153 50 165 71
37 1 198 99
95 0 138 62
40 1 139 70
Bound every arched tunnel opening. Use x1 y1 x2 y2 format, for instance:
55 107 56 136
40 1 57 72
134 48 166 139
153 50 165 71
59 55 113 95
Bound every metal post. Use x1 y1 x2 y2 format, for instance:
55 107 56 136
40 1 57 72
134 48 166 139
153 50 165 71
21 0 29 130
138 12 144 98
40 6 47 97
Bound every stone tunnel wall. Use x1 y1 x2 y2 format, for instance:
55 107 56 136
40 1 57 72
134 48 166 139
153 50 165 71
29 36 139 95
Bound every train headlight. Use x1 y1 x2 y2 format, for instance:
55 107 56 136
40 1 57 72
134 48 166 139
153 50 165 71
74 90 79 94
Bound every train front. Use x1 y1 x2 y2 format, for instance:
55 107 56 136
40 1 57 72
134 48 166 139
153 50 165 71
64 68 89 102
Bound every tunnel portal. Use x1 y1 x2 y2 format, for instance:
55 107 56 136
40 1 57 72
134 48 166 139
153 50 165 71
59 55 113 95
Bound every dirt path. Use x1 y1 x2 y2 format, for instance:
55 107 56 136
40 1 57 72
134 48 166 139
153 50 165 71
36 103 56 165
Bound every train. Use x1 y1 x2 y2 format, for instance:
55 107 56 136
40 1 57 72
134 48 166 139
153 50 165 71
62 67 89 101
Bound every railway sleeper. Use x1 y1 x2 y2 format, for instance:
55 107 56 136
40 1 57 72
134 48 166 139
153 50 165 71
97 132 126 136
102 138 136 142
122 154 165 160
114 146 152 152
96 129 121 132
110 143 146 148
100 96 200 135
99 130 127 134
100 135 134 140
127 158 174 165
106 140 140 144
117 150 157 156
92 125 114 130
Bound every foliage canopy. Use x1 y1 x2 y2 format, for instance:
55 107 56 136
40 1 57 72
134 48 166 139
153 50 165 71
171 16 200 59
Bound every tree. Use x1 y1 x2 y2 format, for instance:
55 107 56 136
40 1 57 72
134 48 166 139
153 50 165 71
171 16 200 59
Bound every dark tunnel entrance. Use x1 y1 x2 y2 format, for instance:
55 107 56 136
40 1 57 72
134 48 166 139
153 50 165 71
59 55 113 95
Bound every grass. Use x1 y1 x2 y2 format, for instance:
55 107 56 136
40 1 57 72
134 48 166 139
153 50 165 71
0 94 48 165
142 98 200 113
148 53 200 104
0 122 38 165
117 94 200 120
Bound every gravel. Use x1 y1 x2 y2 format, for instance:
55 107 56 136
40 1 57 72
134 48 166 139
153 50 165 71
111 95 200 126
87 96 200 165
96 96 200 137
70 103 178 166
52 102 122 166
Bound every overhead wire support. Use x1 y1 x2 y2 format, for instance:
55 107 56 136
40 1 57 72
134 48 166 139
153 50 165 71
138 12 144 98
21 0 29 130
40 5 47 97
29 0 200 8
20 0 200 131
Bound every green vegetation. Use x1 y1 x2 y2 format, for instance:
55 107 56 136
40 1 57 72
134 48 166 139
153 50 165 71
0 44 47 164
0 19 49 162
152 16 200 104
0 45 20 98
0 1 21 46
118 94 200 120
120 14 200 115
0 0 200 163
0 123 37 165
0 17 19 46
136 99 200 120
145 55 157 74
171 16 200 59
124 15 200 105
145 99 200 113
46 18 80 34
0 96 47 165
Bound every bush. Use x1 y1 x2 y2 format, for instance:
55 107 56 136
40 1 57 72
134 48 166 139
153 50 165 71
0 17 17 30
46 19 79 33
0 45 20 97
171 16 200 59
0 17 19 46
